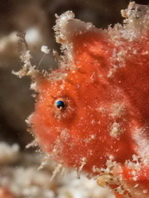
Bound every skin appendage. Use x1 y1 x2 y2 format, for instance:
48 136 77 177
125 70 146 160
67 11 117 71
15 2 149 197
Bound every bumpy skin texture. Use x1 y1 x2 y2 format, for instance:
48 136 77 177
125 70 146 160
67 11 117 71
29 3 149 198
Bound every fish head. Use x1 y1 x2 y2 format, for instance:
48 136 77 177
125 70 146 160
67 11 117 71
29 13 137 173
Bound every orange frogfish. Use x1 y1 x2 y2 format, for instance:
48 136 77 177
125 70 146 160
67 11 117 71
17 2 149 198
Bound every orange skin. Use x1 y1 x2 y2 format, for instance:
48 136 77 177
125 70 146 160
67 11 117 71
31 32 137 169
30 20 149 197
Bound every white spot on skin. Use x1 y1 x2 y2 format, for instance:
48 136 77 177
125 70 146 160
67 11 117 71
91 135 96 139
60 83 65 90
110 122 124 138
60 129 70 142
98 74 103 78
143 189 148 194
90 72 96 83
110 103 126 118
96 106 107 115
91 120 96 125
142 51 149 55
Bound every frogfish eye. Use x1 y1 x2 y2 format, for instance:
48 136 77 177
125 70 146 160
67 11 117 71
55 99 66 110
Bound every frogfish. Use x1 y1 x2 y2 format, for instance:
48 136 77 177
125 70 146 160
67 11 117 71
16 2 149 198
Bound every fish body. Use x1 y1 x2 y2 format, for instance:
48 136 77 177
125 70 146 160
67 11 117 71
28 2 149 197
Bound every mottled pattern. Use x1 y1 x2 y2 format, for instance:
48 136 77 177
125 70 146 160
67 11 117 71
28 3 149 197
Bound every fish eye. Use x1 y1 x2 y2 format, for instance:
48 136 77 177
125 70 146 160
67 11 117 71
55 99 66 110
